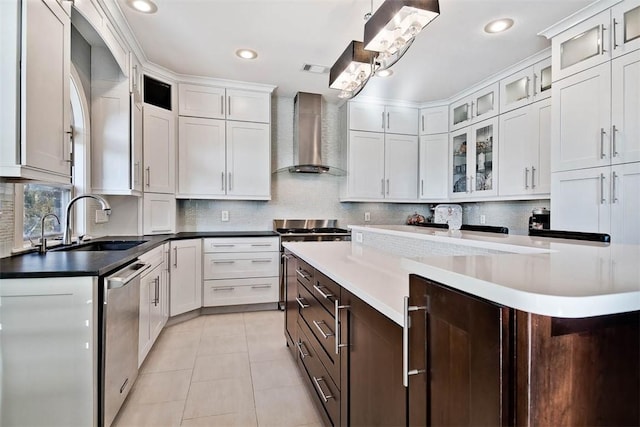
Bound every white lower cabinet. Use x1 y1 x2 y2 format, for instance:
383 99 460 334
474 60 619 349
551 162 640 244
170 239 203 316
202 237 279 307
138 244 169 367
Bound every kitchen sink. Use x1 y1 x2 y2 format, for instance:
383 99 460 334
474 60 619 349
53 240 148 252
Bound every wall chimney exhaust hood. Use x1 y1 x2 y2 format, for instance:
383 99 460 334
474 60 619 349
284 92 343 175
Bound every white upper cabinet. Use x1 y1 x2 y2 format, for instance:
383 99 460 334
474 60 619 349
611 0 640 58
225 121 271 199
449 82 499 131
143 104 176 194
499 57 552 114
499 98 551 197
0 0 71 183
552 62 611 172
450 118 499 199
348 102 418 135
611 49 640 164
178 84 270 123
419 134 449 200
143 192 176 235
129 51 143 102
384 133 419 200
419 105 449 135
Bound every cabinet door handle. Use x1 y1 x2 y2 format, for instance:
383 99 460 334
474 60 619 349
296 269 310 280
525 76 531 99
228 172 232 191
532 73 538 97
296 340 309 359
421 115 424 132
466 176 471 193
313 284 334 300
387 112 390 129
335 300 350 354
612 125 618 158
612 171 619 203
381 111 385 130
531 166 536 189
251 259 272 263
386 179 390 195
312 320 334 339
601 25 607 54
469 175 474 192
600 173 606 204
403 296 427 387
612 19 619 50
312 376 334 402
221 171 225 191
524 167 530 189
251 284 271 289
154 277 160 306
470 101 474 119
146 167 151 187
220 97 224 116
228 96 231 116
295 297 309 309
600 128 607 159
381 179 385 196
64 129 73 164
421 179 424 196
173 247 177 268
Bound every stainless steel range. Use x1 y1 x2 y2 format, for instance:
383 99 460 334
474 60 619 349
274 219 351 309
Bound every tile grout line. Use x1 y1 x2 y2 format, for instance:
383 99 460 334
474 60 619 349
179 323 204 426
244 312 261 427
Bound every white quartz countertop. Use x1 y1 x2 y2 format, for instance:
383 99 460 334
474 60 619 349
283 225 640 326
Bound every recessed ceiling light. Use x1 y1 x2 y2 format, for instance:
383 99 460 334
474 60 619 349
376 69 394 78
484 18 514 34
236 49 258 60
126 0 157 14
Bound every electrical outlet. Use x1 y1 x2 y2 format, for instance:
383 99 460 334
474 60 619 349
95 210 109 224
364 212 371 222
355 232 363 243
221 210 229 222
480 214 486 225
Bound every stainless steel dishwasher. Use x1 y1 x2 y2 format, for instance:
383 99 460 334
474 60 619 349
103 261 150 427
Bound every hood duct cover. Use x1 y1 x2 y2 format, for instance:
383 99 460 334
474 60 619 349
287 92 341 174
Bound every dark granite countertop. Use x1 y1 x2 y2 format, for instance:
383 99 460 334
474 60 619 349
0 231 279 279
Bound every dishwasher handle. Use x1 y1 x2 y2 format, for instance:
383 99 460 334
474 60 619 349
106 262 152 290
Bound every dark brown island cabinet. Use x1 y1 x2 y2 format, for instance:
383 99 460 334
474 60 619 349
283 251 639 426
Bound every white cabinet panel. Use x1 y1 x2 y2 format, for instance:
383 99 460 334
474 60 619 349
499 57 552 114
612 0 640 58
203 237 279 253
419 134 449 200
170 239 202 316
385 105 418 135
347 131 385 199
178 83 225 119
611 50 640 164
610 162 640 244
420 106 448 135
450 83 499 131
226 89 270 123
203 252 279 280
348 102 384 132
552 63 611 172
385 133 418 200
203 277 279 307
143 192 176 235
177 116 226 197
226 121 271 199
143 104 176 193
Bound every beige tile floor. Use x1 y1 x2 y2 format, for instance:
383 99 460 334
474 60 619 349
113 310 324 427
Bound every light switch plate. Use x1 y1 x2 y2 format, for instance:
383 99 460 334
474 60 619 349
95 210 109 224
364 212 371 222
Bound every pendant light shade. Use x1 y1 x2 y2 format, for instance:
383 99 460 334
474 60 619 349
364 0 440 55
329 41 375 98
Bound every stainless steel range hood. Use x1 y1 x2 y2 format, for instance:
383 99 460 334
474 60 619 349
289 92 331 174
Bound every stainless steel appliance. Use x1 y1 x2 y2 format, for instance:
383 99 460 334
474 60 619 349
274 219 351 309
103 261 151 427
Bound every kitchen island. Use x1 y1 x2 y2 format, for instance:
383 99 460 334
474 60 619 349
283 225 639 426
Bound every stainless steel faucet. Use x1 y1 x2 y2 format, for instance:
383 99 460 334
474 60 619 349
39 213 60 254
62 194 112 245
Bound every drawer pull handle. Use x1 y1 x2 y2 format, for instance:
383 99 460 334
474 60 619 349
313 320 334 339
251 284 271 289
251 259 272 263
312 376 334 402
212 244 235 247
296 269 310 280
213 260 236 264
403 296 428 387
213 287 234 291
295 297 309 309
335 300 350 354
251 243 272 247
313 284 334 300
296 340 309 359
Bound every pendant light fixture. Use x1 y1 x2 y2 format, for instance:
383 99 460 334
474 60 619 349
329 0 439 98
329 41 376 99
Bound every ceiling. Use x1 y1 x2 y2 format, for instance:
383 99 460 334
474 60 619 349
114 0 594 103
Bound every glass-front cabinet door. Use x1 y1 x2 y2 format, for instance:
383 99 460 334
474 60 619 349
613 0 640 57
451 130 469 196
450 83 499 131
473 121 496 194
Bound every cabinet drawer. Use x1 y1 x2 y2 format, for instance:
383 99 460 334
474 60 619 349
297 319 340 426
314 270 340 314
203 252 279 279
295 258 314 290
298 283 338 378
203 237 279 253
203 277 278 306
138 245 163 266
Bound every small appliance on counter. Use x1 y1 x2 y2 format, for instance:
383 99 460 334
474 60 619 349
529 207 550 231
406 212 427 225
433 204 462 230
